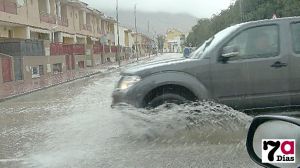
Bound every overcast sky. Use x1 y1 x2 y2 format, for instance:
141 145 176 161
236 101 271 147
81 0 234 18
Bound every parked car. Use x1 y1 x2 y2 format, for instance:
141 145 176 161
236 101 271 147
112 17 300 109
246 115 300 168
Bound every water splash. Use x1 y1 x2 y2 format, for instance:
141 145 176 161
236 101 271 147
114 101 253 145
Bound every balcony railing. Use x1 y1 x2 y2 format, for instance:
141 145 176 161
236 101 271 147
40 11 56 24
93 44 103 54
57 16 68 27
73 44 85 55
104 45 110 53
0 0 17 14
50 43 85 56
111 46 117 53
80 24 92 32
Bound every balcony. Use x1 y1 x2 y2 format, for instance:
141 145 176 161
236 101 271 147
50 43 85 56
40 11 56 24
0 0 17 14
57 16 68 27
80 24 92 32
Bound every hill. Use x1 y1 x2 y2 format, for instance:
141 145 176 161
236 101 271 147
104 10 198 36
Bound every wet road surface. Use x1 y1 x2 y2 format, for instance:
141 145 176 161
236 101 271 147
0 54 259 168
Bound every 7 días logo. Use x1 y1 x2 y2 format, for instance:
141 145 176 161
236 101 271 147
262 139 296 163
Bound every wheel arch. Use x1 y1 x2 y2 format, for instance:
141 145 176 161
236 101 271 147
129 71 210 107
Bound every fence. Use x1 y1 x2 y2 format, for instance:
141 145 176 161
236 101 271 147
0 38 45 56
93 44 103 54
111 46 117 53
104 45 110 53
50 43 85 56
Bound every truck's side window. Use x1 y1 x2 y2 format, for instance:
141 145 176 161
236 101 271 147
291 22 300 53
224 25 279 60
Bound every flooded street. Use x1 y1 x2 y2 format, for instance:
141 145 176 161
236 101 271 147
0 54 258 168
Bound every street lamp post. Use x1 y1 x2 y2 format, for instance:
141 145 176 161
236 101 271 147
116 0 121 67
134 4 139 61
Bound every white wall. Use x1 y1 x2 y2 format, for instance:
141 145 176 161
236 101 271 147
114 24 126 47
128 32 134 48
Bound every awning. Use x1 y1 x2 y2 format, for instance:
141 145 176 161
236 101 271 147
61 32 75 38
29 27 51 34
90 37 98 41
76 34 86 39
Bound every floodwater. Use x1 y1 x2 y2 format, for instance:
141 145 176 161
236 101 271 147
0 54 259 168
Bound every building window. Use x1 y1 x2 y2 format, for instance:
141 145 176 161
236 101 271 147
78 61 84 68
39 65 44 75
52 63 62 74
31 66 40 78
31 65 44 78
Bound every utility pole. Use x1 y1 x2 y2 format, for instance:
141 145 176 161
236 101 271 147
134 4 138 61
239 0 243 22
147 20 150 57
116 0 121 67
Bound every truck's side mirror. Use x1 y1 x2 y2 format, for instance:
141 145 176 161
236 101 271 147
221 45 240 58
246 115 300 168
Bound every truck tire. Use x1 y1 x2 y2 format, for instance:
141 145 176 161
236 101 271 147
147 91 193 108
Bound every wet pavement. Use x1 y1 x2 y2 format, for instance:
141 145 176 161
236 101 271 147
0 53 259 168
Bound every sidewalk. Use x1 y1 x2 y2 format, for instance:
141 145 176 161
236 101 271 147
0 55 156 102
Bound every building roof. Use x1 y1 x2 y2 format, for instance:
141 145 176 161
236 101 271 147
67 0 88 9
166 28 184 35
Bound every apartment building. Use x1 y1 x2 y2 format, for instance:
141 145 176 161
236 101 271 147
0 0 115 43
114 25 134 59
132 32 153 57
0 0 117 83
163 28 185 53
0 0 152 84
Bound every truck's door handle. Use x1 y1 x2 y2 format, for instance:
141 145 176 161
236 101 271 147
271 61 287 68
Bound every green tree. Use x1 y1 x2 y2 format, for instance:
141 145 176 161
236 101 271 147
185 19 212 47
186 0 300 47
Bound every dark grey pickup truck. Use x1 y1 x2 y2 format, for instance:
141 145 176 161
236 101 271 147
112 17 300 110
